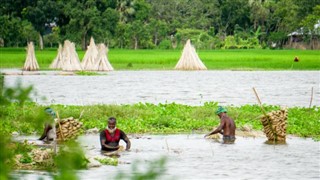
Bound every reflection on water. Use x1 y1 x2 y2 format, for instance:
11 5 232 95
3 70 320 107
13 134 320 179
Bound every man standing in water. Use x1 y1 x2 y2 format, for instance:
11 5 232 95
204 106 236 144
39 107 56 141
100 117 131 151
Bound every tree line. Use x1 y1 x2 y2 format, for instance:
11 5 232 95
0 0 319 50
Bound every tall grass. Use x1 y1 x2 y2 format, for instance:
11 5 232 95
1 48 319 70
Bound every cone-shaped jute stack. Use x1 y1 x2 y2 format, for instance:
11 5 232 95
81 37 98 71
174 39 207 70
55 117 83 141
23 42 39 71
61 40 82 71
49 43 63 69
260 109 287 142
94 43 113 71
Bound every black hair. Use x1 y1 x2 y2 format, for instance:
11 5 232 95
108 117 117 123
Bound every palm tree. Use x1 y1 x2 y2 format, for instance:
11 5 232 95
117 0 135 23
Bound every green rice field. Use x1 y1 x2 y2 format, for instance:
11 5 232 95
0 48 319 70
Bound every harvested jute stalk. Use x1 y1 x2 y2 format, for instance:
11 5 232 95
55 117 83 141
260 109 287 142
253 87 287 142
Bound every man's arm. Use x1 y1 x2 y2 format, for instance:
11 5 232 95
120 131 131 150
204 119 225 137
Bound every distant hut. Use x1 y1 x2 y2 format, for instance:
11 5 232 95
61 40 82 71
49 43 63 69
174 39 207 70
94 43 113 71
23 42 39 71
81 37 98 70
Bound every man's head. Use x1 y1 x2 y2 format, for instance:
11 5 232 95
107 117 117 130
45 107 56 118
215 106 227 117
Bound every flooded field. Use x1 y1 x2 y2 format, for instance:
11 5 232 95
12 134 320 179
5 70 320 179
3 70 320 107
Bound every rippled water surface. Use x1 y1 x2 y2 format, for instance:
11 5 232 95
13 135 320 179
3 70 320 107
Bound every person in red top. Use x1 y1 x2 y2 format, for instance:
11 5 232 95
100 117 131 151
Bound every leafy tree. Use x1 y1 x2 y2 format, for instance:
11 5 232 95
92 8 119 46
22 0 59 50
249 0 269 30
126 20 150 49
44 26 60 48
293 0 320 23
132 0 150 21
301 5 320 49
117 0 136 23
60 0 100 50
148 19 168 46
115 22 129 48
59 0 119 50
218 0 251 35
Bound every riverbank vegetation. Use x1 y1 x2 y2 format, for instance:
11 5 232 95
1 48 320 70
2 102 319 140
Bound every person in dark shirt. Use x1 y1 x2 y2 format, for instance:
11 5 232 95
204 106 236 144
100 117 131 151
39 107 56 141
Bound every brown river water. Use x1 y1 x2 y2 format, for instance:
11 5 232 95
3 70 320 107
5 70 320 179
12 134 320 179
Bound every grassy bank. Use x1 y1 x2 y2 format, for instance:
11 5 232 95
0 48 319 70
1 102 319 139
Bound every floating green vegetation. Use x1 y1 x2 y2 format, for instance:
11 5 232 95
95 157 118 166
1 102 319 140
75 71 101 76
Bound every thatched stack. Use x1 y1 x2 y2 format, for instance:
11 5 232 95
23 42 39 71
260 109 287 142
55 117 83 141
94 43 113 71
49 44 63 69
81 37 98 71
174 39 207 70
61 40 82 71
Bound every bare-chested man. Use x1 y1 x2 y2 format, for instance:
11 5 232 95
204 106 236 144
